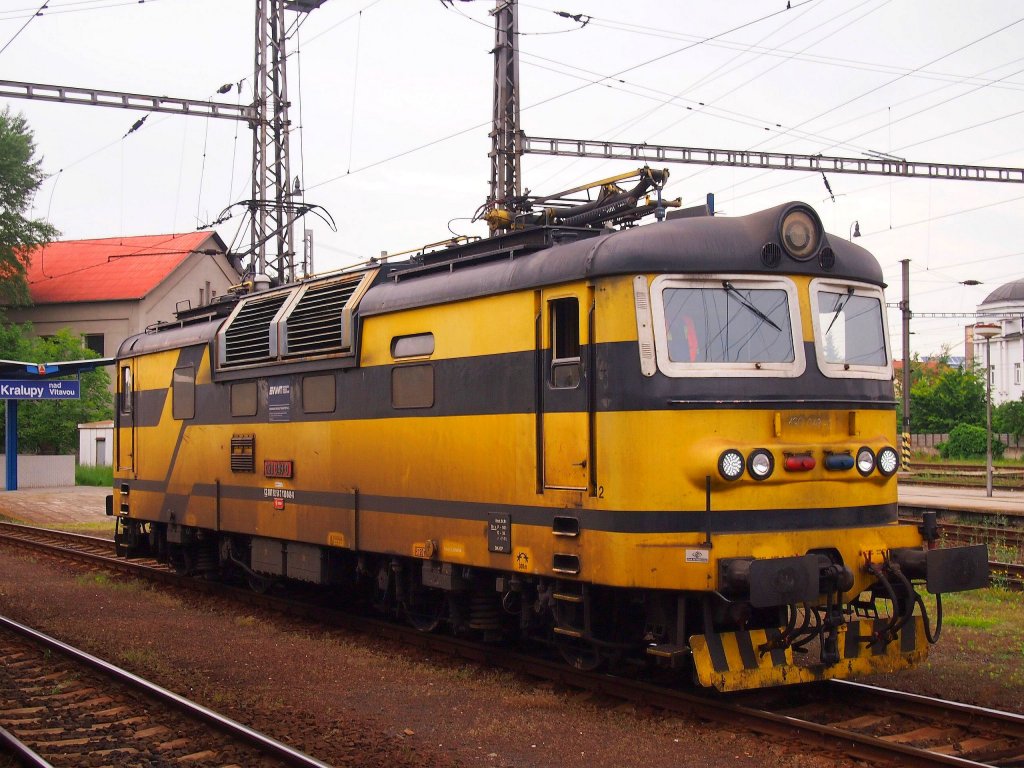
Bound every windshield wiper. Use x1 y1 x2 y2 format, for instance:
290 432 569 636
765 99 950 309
722 281 782 332
824 287 855 335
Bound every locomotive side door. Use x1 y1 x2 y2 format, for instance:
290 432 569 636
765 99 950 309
115 358 136 475
540 290 592 491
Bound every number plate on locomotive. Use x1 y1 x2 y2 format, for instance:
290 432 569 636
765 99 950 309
264 459 294 478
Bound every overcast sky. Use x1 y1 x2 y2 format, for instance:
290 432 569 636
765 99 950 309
3 0 1024 358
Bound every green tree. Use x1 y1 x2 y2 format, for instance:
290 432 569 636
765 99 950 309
994 397 1024 439
0 321 112 454
0 108 58 305
909 364 985 432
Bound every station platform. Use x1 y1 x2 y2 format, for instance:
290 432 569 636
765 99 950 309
898 484 1024 518
0 486 110 526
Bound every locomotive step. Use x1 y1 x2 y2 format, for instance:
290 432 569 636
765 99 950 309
552 592 584 603
552 626 585 639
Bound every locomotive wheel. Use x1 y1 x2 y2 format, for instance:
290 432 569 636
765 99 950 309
403 586 446 633
556 637 604 672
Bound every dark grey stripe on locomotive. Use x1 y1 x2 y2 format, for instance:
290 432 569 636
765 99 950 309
150 339 894 428
705 632 729 672
762 628 787 666
134 388 168 427
845 619 861 659
123 477 897 534
736 631 758 669
900 617 917 653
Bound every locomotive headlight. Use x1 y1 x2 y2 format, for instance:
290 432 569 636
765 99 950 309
718 449 745 481
877 446 900 477
856 446 876 476
747 449 774 481
780 207 820 260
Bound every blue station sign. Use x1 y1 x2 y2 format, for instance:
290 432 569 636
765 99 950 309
0 379 81 400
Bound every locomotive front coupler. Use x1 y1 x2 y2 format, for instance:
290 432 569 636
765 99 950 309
719 554 854 609
888 543 990 595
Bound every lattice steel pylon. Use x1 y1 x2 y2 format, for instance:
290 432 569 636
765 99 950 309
484 0 522 232
251 0 296 285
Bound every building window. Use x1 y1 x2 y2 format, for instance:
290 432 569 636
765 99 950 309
231 381 258 417
1016 363 1021 386
172 365 195 420
302 374 335 413
84 333 104 356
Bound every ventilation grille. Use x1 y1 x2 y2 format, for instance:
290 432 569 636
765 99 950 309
222 294 289 367
819 246 836 271
761 242 783 268
284 278 360 357
230 434 255 473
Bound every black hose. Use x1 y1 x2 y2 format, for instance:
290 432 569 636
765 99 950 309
915 591 943 644
887 565 918 639
865 564 900 645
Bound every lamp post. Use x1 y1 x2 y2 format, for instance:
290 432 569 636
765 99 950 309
849 220 861 239
975 322 1000 497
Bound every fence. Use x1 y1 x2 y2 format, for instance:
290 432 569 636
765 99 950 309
0 455 76 489
912 433 1024 457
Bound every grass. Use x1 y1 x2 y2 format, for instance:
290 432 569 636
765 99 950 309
49 519 118 537
939 587 1024 689
76 464 113 486
74 572 138 591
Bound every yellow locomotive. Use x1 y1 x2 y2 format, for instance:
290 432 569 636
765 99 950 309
110 198 987 691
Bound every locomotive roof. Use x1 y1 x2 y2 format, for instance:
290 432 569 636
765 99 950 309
358 200 883 317
118 201 883 359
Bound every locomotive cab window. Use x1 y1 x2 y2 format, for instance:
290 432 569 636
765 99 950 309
550 297 581 389
172 365 195 420
649 275 804 378
119 365 133 414
810 279 891 379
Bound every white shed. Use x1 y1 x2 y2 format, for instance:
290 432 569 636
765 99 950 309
78 420 114 466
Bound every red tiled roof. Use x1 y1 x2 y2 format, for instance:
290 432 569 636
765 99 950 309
25 232 223 303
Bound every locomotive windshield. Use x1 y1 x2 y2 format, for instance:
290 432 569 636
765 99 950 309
810 279 891 379
649 276 805 377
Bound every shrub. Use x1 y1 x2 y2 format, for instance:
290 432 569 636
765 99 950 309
76 464 113 486
938 423 1005 460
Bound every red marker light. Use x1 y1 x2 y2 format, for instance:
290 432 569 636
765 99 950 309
784 455 816 472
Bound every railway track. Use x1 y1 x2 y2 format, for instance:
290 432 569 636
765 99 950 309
0 614 331 768
3 522 1024 766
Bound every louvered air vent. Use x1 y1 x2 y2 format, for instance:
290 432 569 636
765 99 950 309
221 293 290 367
283 278 361 357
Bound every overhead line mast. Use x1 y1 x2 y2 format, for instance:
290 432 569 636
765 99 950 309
0 0 331 288
481 0 1024 233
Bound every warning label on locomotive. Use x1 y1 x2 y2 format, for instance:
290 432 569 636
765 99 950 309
685 549 710 563
488 512 511 553
513 548 532 572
